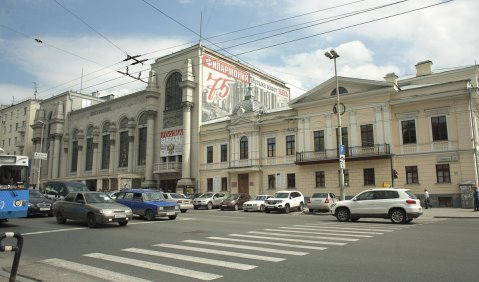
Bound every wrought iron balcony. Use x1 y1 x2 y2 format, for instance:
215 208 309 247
296 143 391 164
154 162 182 174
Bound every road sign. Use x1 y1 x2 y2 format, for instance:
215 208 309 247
339 144 345 156
339 155 346 169
34 152 47 160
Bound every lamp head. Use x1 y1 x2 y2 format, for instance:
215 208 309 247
330 49 339 57
324 52 333 59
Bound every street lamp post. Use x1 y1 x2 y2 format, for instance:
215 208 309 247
36 120 45 189
325 49 345 201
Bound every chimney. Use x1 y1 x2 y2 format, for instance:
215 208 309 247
384 72 398 85
415 60 433 76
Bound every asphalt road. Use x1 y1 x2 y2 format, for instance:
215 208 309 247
1 210 477 282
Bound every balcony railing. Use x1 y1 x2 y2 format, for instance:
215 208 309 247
154 162 182 174
296 143 391 164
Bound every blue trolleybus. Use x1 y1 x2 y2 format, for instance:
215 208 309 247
0 148 29 222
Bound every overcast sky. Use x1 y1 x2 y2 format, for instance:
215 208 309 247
0 0 477 106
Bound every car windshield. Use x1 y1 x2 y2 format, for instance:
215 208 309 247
312 193 328 198
142 192 165 201
274 192 289 198
225 194 239 200
169 193 185 198
84 193 115 203
199 193 214 198
29 189 45 198
254 195 268 200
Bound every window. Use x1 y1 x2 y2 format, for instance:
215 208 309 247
436 164 451 183
363 168 375 186
360 124 374 147
287 173 295 188
119 131 129 167
206 146 213 163
221 177 227 191
330 87 348 96
401 120 416 144
220 144 228 162
315 171 325 188
406 166 419 184
85 137 93 171
314 130 325 152
165 72 182 110
136 127 147 166
207 178 213 192
431 116 448 141
286 135 295 156
268 175 276 189
101 135 110 169
23 107 27 115
240 136 248 159
71 141 78 172
267 137 276 157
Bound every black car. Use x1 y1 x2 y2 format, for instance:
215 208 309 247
28 189 54 217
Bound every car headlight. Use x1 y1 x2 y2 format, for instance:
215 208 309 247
28 203 34 207
125 209 132 213
100 209 114 215
158 206 164 210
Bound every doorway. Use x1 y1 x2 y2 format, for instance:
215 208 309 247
238 174 249 194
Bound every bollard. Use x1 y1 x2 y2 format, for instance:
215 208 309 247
0 232 24 282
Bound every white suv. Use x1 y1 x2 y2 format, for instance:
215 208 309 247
330 188 423 224
264 191 305 213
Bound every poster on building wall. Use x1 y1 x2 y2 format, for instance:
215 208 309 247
160 129 183 157
201 54 290 122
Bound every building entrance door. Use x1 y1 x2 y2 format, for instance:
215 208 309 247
238 174 249 194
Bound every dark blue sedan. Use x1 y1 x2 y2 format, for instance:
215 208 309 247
115 189 180 220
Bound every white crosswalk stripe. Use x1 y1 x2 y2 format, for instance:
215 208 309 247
84 252 222 281
229 233 347 246
183 240 309 255
40 258 153 282
279 226 385 235
207 236 328 250
122 248 257 270
304 222 407 229
292 225 396 232
262 228 374 237
246 230 359 242
155 243 285 262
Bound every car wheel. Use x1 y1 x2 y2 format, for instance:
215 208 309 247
180 209 187 213
284 204 290 214
259 205 265 212
234 204 239 211
168 215 177 220
207 202 213 210
118 220 128 226
87 213 97 228
298 202 304 212
390 209 407 224
336 208 350 222
56 212 66 224
145 209 155 221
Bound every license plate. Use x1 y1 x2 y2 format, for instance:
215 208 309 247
166 212 175 216
114 214 126 218
39 208 50 211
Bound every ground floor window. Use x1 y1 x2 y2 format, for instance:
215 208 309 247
268 175 276 189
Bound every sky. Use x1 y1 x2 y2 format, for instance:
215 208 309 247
0 0 477 106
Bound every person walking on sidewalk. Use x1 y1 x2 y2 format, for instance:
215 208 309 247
424 188 432 209
474 187 479 211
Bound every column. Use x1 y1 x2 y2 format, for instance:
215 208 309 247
76 130 85 178
180 101 194 181
349 111 358 147
51 134 61 179
375 106 384 144
142 110 157 187
47 136 54 179
383 104 392 144
127 119 136 173
109 124 117 175
92 126 100 174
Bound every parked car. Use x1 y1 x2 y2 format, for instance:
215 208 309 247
162 192 194 213
28 189 54 217
243 194 272 212
193 192 228 210
185 193 202 200
52 191 133 228
220 193 251 211
106 190 121 200
330 188 423 224
116 189 180 220
307 192 337 213
43 181 90 200
264 191 305 213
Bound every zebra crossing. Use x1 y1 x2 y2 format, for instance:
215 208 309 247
39 218 443 281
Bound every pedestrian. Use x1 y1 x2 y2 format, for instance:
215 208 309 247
424 188 432 209
474 187 479 211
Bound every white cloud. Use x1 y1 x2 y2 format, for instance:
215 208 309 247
0 84 33 106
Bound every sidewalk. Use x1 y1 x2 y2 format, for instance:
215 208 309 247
421 207 479 219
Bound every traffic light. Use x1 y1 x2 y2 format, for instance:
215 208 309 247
392 169 399 179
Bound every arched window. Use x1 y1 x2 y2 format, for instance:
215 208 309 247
330 87 348 96
240 136 248 160
119 117 129 167
85 126 94 171
101 122 110 170
165 72 182 110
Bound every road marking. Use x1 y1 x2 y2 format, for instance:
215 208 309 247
22 227 87 235
246 231 359 242
292 225 395 232
263 228 373 238
279 226 385 235
122 248 256 270
231 234 346 246
155 243 284 262
305 223 406 230
208 236 328 250
41 258 152 282
84 253 222 281
183 240 309 256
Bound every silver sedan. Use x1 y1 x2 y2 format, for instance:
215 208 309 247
53 191 133 228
